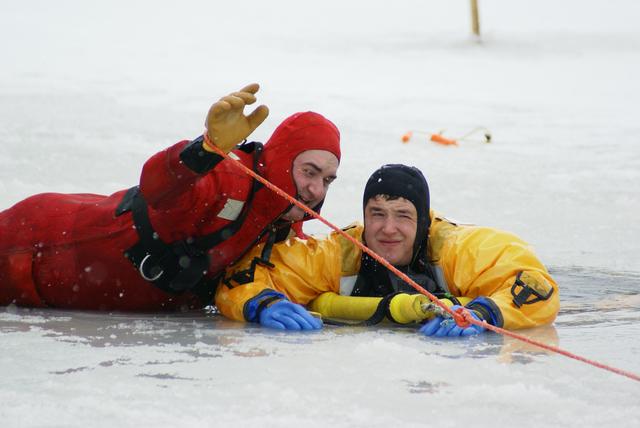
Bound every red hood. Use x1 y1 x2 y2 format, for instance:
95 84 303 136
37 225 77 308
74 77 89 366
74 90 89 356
261 111 341 203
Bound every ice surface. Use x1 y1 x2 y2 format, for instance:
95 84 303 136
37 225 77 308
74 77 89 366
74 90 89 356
1 1 640 427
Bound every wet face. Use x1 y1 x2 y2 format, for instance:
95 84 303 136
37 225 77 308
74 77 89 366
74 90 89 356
363 195 418 266
281 149 339 221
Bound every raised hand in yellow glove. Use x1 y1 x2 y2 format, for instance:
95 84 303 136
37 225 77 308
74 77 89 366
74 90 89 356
203 83 269 153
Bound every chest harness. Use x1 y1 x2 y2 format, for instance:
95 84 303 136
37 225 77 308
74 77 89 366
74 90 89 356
115 143 276 302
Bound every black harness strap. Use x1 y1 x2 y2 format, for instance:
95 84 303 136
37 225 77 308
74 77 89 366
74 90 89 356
117 143 264 298
362 291 401 326
221 227 278 289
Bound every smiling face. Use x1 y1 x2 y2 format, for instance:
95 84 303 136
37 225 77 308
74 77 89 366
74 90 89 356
281 149 339 221
363 195 418 266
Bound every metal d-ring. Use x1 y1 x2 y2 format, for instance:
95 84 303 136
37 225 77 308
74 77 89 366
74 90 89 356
139 254 164 281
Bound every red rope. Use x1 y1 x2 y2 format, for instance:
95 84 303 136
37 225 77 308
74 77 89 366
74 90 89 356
205 134 640 382
204 135 458 319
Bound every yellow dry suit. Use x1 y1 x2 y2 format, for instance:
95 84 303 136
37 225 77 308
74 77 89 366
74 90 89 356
215 212 559 330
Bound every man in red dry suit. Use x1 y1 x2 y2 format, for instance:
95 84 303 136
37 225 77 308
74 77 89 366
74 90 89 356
0 83 341 316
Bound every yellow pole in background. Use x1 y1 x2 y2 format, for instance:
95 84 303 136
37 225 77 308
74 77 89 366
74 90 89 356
471 0 481 37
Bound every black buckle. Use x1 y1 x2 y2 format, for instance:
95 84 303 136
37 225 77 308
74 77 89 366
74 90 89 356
511 272 554 308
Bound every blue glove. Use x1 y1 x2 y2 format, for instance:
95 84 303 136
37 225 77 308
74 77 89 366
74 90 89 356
419 305 485 337
259 300 323 331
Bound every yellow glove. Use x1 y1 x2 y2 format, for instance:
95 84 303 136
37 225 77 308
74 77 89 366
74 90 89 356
203 83 269 153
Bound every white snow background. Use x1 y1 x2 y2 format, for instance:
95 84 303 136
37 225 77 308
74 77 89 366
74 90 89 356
1 1 639 427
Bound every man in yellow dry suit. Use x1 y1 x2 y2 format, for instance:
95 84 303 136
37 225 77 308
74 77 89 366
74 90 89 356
215 164 559 336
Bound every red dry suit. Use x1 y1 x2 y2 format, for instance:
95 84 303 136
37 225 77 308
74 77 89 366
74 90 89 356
0 112 340 311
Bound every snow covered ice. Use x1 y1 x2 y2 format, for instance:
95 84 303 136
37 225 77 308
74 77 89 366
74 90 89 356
1 1 639 427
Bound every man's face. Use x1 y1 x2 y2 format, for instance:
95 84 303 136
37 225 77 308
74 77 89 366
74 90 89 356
281 149 339 221
363 195 418 266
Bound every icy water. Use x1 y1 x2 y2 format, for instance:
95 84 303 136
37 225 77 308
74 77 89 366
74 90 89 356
2 0 640 426
1 268 639 427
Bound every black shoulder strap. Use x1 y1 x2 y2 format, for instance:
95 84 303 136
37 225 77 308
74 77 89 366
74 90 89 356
221 227 278 289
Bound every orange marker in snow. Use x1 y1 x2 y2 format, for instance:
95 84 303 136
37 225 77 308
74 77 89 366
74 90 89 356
401 131 413 143
401 127 491 146
401 130 457 146
430 134 458 146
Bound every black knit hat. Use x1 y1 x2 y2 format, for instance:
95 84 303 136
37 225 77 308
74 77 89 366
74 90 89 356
363 164 430 259
350 164 433 297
